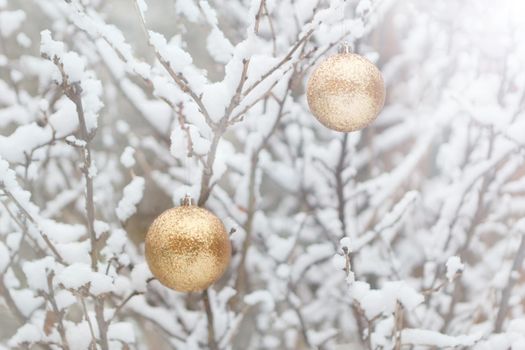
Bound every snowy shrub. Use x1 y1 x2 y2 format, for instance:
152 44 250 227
1 0 525 349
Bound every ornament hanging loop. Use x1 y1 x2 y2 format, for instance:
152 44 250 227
180 194 195 206
338 41 352 54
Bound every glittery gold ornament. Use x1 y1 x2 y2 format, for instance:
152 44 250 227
145 195 231 292
306 45 385 132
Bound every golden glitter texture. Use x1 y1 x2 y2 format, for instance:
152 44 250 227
145 198 231 292
306 52 385 132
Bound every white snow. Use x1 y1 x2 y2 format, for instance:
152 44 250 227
61 52 86 83
89 271 115 295
201 81 232 122
351 281 424 319
130 262 152 293
291 243 334 283
0 10 26 37
22 257 56 292
402 328 481 347
16 32 31 47
40 29 64 59
2 1 525 349
244 290 275 311
359 289 385 319
356 0 372 16
108 322 136 343
446 256 464 282
116 177 145 222
174 0 200 22
56 241 91 264
40 219 86 243
206 27 233 64
103 228 127 256
340 237 352 251
0 105 29 128
80 76 103 133
8 324 42 347
332 254 346 270
148 31 192 72
39 30 102 133
136 0 148 17
11 289 43 317
56 263 92 290
0 99 77 163
94 220 110 239
268 235 295 261
199 1 219 25
120 146 136 168
0 241 9 271
308 328 338 346
65 321 92 350
56 263 114 295
55 290 76 310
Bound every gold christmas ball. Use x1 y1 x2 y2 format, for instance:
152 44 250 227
145 196 231 292
306 50 385 132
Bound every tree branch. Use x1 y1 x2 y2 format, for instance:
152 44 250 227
494 233 525 332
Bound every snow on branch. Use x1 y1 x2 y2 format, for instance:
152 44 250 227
401 328 481 347
116 176 145 222
1 0 525 349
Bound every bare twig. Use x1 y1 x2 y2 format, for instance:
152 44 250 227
45 272 70 350
235 87 290 292
133 0 215 127
335 133 350 239
393 302 403 350
202 289 219 350
80 294 98 350
0 274 26 324
241 29 313 99
55 58 108 349
109 291 142 323
288 294 313 349
63 83 99 271
1 188 65 264
494 233 525 332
